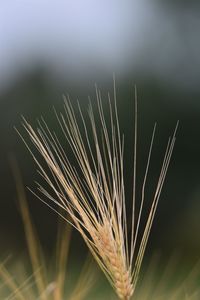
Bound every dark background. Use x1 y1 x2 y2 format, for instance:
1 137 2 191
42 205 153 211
0 0 200 269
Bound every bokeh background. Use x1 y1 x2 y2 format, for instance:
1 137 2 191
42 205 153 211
0 0 200 292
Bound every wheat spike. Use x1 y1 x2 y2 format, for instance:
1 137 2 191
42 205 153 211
18 84 178 299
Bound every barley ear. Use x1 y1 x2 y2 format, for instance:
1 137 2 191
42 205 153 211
19 87 178 299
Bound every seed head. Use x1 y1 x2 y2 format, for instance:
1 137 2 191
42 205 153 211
18 85 177 299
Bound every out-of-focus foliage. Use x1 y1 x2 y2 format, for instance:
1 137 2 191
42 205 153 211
0 162 97 300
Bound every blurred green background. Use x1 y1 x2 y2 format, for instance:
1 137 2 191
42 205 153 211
0 0 200 275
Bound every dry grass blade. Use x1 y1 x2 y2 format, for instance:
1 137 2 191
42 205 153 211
10 156 47 300
68 258 97 300
0 258 26 300
18 85 178 299
133 253 200 300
